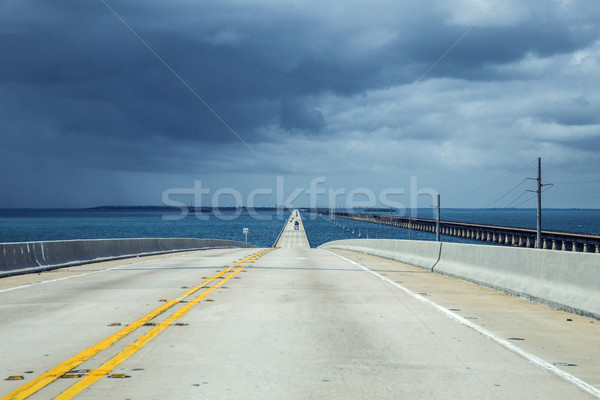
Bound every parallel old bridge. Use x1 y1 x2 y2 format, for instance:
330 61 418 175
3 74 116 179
321 211 600 253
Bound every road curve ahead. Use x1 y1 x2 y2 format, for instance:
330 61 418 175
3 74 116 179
1 246 599 399
274 209 310 248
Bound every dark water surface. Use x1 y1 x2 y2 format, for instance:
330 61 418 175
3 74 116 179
0 208 598 248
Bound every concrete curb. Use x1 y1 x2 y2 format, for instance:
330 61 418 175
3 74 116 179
319 239 600 319
0 238 256 278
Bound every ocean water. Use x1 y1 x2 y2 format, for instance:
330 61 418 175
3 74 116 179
308 208 600 247
0 209 285 248
0 208 598 248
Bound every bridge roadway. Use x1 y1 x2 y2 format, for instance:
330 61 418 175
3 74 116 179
324 211 600 253
1 221 599 398
274 209 310 248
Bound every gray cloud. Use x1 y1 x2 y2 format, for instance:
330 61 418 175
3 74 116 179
1 0 599 207
280 97 326 134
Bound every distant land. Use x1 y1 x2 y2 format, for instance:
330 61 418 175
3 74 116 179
85 206 599 211
88 205 288 212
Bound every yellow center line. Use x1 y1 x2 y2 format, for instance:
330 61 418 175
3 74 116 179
1 248 273 400
55 265 245 400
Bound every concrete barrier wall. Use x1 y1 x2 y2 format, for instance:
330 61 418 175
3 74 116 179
319 239 600 319
319 239 442 271
434 243 600 319
0 238 255 278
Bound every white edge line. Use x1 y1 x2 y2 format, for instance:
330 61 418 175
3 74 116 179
0 262 147 294
0 248 255 295
0 267 123 294
0 251 196 294
326 250 600 399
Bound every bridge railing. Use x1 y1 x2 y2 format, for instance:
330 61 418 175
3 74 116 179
319 211 600 253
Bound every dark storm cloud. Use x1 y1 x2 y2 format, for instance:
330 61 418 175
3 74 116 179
535 97 600 127
280 97 326 134
386 11 600 82
2 1 597 147
1 0 599 207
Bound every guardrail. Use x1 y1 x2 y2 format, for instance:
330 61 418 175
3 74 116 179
273 219 288 247
321 211 600 253
0 238 256 278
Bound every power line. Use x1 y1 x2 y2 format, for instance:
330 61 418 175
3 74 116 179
512 184 553 208
481 179 527 208
447 159 537 197
504 191 528 208
511 193 537 208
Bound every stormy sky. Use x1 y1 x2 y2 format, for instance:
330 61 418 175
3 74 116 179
1 0 599 209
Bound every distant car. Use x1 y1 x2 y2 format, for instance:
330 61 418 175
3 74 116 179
294 220 299 230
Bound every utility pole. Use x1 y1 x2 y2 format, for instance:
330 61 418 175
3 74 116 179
537 157 542 248
436 194 440 242
526 157 553 249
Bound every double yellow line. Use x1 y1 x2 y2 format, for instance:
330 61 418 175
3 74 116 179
2 248 273 400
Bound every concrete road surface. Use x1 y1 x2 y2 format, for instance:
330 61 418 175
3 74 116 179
274 209 310 248
1 246 599 399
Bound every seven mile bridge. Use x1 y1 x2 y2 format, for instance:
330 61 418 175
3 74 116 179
1 210 599 399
